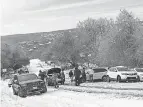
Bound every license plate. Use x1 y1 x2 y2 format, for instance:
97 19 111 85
33 87 37 89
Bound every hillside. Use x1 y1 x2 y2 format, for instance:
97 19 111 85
1 28 77 59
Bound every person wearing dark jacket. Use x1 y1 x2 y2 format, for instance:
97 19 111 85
61 71 65 85
81 68 86 83
69 70 73 82
74 66 81 86
38 70 46 81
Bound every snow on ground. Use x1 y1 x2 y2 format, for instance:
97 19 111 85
1 59 143 107
1 79 143 107
80 82 143 90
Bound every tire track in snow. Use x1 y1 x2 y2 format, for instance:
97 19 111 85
58 85 143 98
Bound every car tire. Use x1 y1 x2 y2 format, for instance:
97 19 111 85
102 76 107 82
18 88 27 98
117 76 121 83
41 85 47 93
106 76 110 82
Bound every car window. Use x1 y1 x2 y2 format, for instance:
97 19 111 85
86 69 93 74
135 68 143 72
117 67 129 71
93 68 107 73
109 68 115 72
18 74 38 82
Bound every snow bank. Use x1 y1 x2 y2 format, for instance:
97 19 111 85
80 82 143 90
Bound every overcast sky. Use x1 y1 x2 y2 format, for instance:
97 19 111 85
1 0 143 35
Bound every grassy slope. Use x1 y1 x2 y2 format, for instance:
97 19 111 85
1 28 76 59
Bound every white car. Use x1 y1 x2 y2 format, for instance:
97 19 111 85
85 68 108 82
107 66 138 82
92 68 108 82
134 68 143 82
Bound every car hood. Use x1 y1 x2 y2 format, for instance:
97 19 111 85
120 71 136 74
19 79 43 85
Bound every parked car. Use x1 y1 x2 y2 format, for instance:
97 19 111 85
134 68 143 82
107 66 138 82
8 73 47 97
85 69 94 82
46 68 64 86
85 67 108 82
92 67 108 82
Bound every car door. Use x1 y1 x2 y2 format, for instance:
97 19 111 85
112 68 118 80
93 69 106 80
93 69 99 80
108 67 116 79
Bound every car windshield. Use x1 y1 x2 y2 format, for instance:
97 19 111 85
18 74 38 82
117 67 129 71
93 68 107 73
136 68 143 72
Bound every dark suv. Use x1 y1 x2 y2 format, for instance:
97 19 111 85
9 73 47 97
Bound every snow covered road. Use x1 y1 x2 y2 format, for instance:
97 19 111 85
1 80 143 107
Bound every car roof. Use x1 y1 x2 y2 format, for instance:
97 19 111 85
115 66 126 68
135 67 143 69
93 67 108 69
17 73 36 77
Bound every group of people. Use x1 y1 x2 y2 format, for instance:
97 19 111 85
69 66 86 86
38 69 65 88
38 65 86 88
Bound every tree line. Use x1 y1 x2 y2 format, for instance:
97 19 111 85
42 9 143 67
1 9 143 70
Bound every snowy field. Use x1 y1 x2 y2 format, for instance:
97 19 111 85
1 59 143 107
1 79 143 107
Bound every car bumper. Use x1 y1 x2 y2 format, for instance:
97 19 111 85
121 75 137 81
27 88 45 94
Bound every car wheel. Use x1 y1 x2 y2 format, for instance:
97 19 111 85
18 88 27 98
106 76 110 82
41 85 47 93
117 76 121 83
102 76 107 82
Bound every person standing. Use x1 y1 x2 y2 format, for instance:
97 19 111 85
74 65 81 86
52 72 59 88
61 70 65 85
81 67 86 83
69 70 73 82
38 70 46 81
